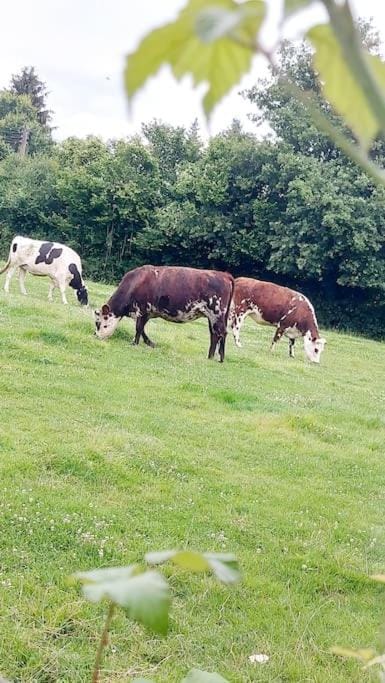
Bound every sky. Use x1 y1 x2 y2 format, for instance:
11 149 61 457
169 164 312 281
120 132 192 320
0 0 384 141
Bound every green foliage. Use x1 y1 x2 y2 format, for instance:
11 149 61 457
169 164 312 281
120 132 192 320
308 23 385 149
74 565 170 635
0 90 52 155
283 0 313 17
74 550 239 680
145 550 241 583
10 66 52 129
123 0 385 188
182 670 229 682
133 670 229 683
125 0 265 116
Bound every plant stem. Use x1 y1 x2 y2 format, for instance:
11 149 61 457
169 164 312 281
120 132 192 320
92 602 115 683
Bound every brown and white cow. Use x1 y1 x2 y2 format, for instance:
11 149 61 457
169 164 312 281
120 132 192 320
230 277 326 363
94 265 234 362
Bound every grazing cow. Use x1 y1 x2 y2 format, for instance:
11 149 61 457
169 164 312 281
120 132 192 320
0 235 88 305
94 265 234 361
230 277 326 363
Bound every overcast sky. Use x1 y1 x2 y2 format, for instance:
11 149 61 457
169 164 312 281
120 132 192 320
1 0 384 141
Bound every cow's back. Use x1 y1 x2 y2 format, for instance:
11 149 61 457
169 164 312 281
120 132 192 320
109 265 234 320
234 277 296 323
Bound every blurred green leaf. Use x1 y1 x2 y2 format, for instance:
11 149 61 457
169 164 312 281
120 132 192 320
182 669 230 682
124 0 265 117
371 573 385 583
73 566 170 635
331 646 376 662
283 0 313 18
145 550 241 584
308 23 385 148
132 679 156 683
73 565 139 584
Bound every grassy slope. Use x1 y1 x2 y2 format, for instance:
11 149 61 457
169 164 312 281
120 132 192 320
0 276 385 682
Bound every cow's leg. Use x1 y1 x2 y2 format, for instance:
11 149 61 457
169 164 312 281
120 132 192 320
48 280 56 302
134 314 155 346
18 268 27 295
208 316 227 362
289 337 295 358
218 329 227 362
216 315 227 363
208 321 217 359
271 326 284 352
58 281 68 305
231 312 246 348
4 266 17 293
141 328 155 348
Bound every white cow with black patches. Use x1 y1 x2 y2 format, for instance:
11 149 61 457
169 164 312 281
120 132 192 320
0 235 88 305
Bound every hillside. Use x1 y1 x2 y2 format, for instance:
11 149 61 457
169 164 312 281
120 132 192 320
0 276 384 682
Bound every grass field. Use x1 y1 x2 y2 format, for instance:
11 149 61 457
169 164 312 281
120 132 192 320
1 275 385 682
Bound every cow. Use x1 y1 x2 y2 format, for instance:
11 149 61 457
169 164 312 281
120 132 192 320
230 277 326 363
94 265 234 362
0 236 88 305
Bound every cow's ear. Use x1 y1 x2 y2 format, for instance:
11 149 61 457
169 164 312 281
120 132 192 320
101 304 110 316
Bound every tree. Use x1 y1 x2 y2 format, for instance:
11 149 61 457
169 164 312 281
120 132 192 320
142 119 202 190
10 67 52 129
0 91 52 155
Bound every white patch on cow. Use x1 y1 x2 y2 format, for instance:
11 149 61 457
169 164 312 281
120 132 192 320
280 305 297 321
303 295 318 329
94 309 121 339
303 330 326 363
160 300 209 323
283 324 302 339
250 304 268 324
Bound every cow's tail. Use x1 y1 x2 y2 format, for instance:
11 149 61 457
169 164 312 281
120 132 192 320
225 274 235 325
0 256 11 275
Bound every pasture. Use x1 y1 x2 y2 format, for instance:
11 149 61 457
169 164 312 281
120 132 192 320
0 277 385 682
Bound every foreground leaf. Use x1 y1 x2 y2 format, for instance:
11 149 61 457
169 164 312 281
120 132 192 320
308 23 385 148
371 573 385 583
283 0 314 18
331 646 376 662
74 566 170 634
125 0 265 117
145 550 241 584
182 669 230 682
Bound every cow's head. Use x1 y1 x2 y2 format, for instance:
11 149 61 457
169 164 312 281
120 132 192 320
303 331 326 363
94 304 120 339
77 285 88 306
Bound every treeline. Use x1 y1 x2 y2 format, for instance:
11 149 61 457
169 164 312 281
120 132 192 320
0 49 385 338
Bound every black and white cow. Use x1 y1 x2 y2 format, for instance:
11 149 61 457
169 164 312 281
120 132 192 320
0 236 88 305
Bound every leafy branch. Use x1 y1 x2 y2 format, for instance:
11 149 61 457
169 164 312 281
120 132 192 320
124 0 385 187
73 550 240 682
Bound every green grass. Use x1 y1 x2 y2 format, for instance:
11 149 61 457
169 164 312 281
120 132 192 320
0 276 385 682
